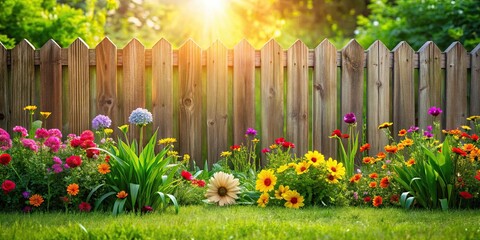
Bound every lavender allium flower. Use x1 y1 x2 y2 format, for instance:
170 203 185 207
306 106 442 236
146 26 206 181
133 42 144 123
245 128 257 136
343 112 356 124
128 108 153 126
428 106 443 117
92 115 112 130
13 126 28 137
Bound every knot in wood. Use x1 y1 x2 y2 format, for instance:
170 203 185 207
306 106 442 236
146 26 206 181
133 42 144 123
183 98 193 107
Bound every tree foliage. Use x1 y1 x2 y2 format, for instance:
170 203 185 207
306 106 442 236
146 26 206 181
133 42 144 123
355 0 480 50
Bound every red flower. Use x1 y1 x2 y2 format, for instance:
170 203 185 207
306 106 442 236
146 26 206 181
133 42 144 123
380 177 390 188
80 130 95 142
142 206 153 213
1 180 16 194
390 194 399 203
181 170 193 181
282 141 295 149
81 139 96 149
261 148 270 153
66 155 82 168
331 130 342 138
0 153 11 165
275 137 285 145
363 196 371 203
230 145 241 151
341 134 350 139
86 148 99 158
475 174 480 181
70 137 83 148
452 147 467 157
459 191 473 199
78 202 92 212
359 143 370 152
471 134 479 141
191 179 206 187
373 196 383 207
105 155 110 162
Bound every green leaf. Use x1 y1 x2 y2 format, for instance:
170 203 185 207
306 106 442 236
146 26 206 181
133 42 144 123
95 191 116 211
86 183 105 203
439 198 449 211
129 183 140 212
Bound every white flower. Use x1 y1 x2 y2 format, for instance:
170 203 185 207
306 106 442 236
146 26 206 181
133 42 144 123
205 171 241 206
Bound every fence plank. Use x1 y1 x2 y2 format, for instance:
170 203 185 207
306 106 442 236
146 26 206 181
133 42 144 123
179 40 202 166
0 43 7 130
95 38 118 131
261 39 284 166
233 40 255 145
122 39 145 140
11 40 35 130
366 40 390 155
40 40 63 130
341 39 364 163
67 38 90 134
392 41 415 135
471 44 480 116
445 42 468 129
313 39 337 158
287 40 308 155
152 39 174 140
206 41 228 166
418 41 443 130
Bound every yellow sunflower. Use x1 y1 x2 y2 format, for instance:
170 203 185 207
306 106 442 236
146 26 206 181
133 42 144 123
325 158 346 179
256 169 277 192
274 185 290 199
257 192 269 207
295 161 311 175
304 150 325 166
283 190 305 209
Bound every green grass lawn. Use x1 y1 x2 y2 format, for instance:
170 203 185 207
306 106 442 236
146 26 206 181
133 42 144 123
1 205 479 239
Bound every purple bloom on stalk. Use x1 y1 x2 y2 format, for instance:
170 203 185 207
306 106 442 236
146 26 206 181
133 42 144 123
407 126 419 133
92 115 112 130
343 113 356 124
245 128 257 136
428 106 442 117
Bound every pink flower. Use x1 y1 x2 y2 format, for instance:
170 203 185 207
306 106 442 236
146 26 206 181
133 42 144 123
44 136 61 152
48 128 62 138
13 126 28 137
78 202 92 212
35 128 49 139
21 138 39 152
0 129 12 151
2 180 16 194
261 148 270 153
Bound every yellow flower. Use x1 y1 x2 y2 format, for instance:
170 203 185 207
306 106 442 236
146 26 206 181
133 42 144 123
23 105 37 111
167 151 178 157
220 151 232 157
251 138 260 143
326 173 340 184
325 158 346 178
67 183 79 196
295 161 311 175
118 124 129 134
117 191 128 199
40 111 51 119
401 138 414 147
98 163 111 174
275 185 290 199
467 115 480 121
256 169 277 192
257 192 269 207
378 122 393 129
158 138 177 145
283 190 305 209
183 154 191 162
277 164 289 173
461 125 471 131
104 128 113 135
269 144 278 150
304 150 325 166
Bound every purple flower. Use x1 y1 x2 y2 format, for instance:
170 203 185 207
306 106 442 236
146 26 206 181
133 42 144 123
353 192 359 200
52 164 63 173
426 125 433 132
424 131 433 138
245 128 257 136
44 136 61 152
428 106 442 117
13 126 28 137
21 139 38 152
407 126 419 133
35 128 49 139
23 206 32 213
92 115 112 130
53 156 62 164
128 108 153 126
22 191 31 199
343 112 357 124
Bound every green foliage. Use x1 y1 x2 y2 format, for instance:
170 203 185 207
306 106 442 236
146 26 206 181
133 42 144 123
356 0 480 50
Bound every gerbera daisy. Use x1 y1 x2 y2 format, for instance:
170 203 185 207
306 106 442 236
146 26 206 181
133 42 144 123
29 194 44 207
325 158 346 178
401 138 414 147
398 129 407 137
369 182 377 188
67 183 79 196
98 163 111 174
380 177 390 188
376 152 386 160
369 173 378 179
349 173 362 183
275 185 290 199
283 190 305 209
406 158 415 167
256 169 277 192
384 145 398 154
257 192 269 207
304 150 325 166
205 171 241 206
373 196 383 207
363 156 375 164
359 143 370 152
295 161 311 175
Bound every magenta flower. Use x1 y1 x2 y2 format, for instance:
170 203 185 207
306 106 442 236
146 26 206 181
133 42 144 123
35 128 49 139
245 128 257 136
44 136 61 152
261 148 270 154
79 202 92 212
343 112 356 124
21 139 39 152
428 106 442 117
0 128 12 151
13 126 28 137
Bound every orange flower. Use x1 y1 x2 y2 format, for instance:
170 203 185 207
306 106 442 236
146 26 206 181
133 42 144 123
462 144 475 152
376 152 386 159
397 143 405 151
401 138 414 147
117 190 128 199
398 129 407 137
363 156 375 164
369 173 378 179
349 174 362 183
373 196 383 207
384 145 398 154
380 177 390 188
98 163 111 174
29 194 44 207
360 143 370 152
406 158 415 167
67 183 79 196
369 182 377 188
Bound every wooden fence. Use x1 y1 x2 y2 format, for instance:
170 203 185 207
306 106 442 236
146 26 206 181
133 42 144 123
0 38 479 167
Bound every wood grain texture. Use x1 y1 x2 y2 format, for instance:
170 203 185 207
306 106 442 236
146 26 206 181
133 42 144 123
233 40 255 145
287 40 308 155
206 41 228 167
366 40 390 155
445 42 468 129
68 38 90 134
152 39 174 140
40 40 63 130
392 41 415 136
178 40 202 166
313 39 337 158
418 42 443 130
11 40 35 130
0 43 8 130
471 44 480 116
261 40 284 166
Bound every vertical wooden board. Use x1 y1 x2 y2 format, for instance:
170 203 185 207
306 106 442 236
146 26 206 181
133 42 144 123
261 40 284 166
341 39 364 160
418 42 443 130
95 38 118 131
233 40 255 145
122 39 146 140
40 40 63 130
313 39 337 158
0 43 8 130
11 40 35 130
392 41 415 135
68 38 90 134
366 40 390 155
471 44 480 116
206 41 228 166
445 42 468 129
152 39 174 140
287 40 308 155
178 40 202 166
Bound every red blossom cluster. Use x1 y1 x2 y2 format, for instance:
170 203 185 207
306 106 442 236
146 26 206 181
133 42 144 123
70 130 99 158
180 170 205 187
